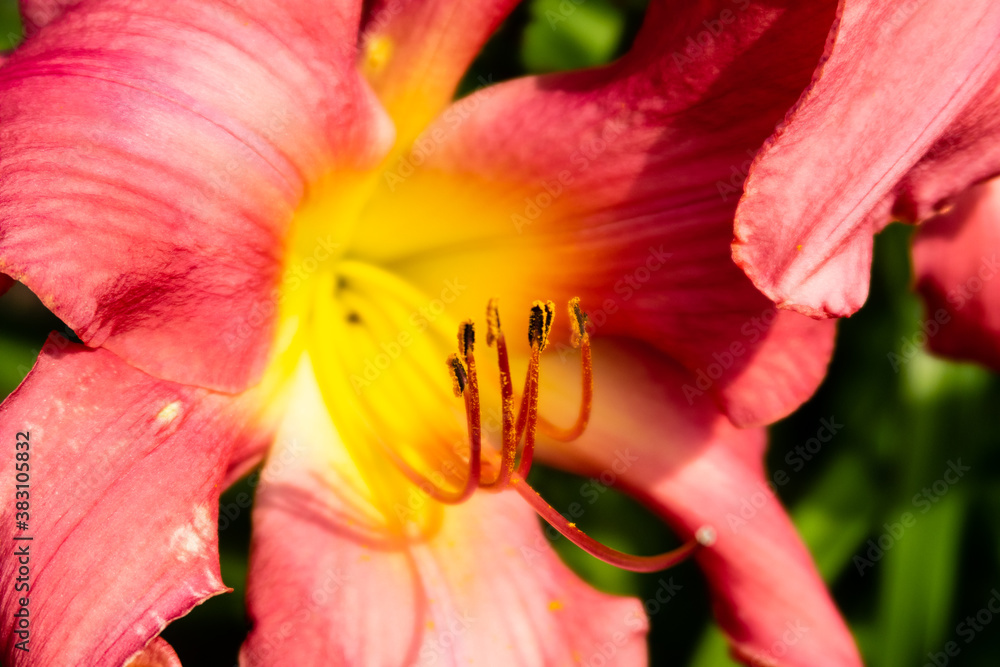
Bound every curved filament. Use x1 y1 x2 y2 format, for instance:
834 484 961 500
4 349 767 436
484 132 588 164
513 473 714 572
538 333 592 442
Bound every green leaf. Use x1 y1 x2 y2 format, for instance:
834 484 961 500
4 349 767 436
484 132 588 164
792 452 877 582
0 335 39 399
522 0 626 73
0 0 22 49
688 623 739 667
869 491 966 666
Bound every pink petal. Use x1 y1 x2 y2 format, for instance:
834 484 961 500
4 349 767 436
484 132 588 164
538 340 860 667
0 337 269 666
359 0 520 143
0 0 392 392
355 0 837 426
894 69 1000 226
913 177 1000 370
240 357 647 666
733 0 1000 318
19 0 81 34
124 637 182 667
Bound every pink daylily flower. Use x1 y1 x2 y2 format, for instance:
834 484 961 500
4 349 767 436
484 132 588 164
732 0 1000 319
0 1 860 666
912 177 1000 370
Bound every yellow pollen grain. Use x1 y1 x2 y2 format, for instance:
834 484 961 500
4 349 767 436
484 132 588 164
486 297 501 347
363 35 393 75
567 522 576 529
796 244 803 251
548 600 563 611
568 297 588 349
155 401 182 425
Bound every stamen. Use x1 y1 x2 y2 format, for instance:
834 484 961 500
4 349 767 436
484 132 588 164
458 319 475 358
513 472 712 572
513 357 535 445
447 298 714 573
486 297 502 347
527 300 555 351
538 298 592 442
447 353 466 397
516 346 540 479
568 297 588 349
365 336 482 506
458 326 483 496
515 302 549 479
480 300 517 491
389 337 482 505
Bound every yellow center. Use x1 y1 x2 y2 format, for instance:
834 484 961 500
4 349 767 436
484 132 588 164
248 35 715 575
270 144 542 538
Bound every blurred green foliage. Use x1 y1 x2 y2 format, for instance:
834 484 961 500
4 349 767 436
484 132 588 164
3 1 1000 666
522 0 626 72
0 0 18 47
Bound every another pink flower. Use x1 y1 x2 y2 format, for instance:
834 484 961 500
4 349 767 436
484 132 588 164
912 177 1000 370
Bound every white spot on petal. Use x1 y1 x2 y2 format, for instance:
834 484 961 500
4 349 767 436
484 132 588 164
156 401 183 425
169 504 214 562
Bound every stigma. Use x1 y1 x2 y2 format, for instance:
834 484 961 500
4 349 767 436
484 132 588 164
429 297 714 573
